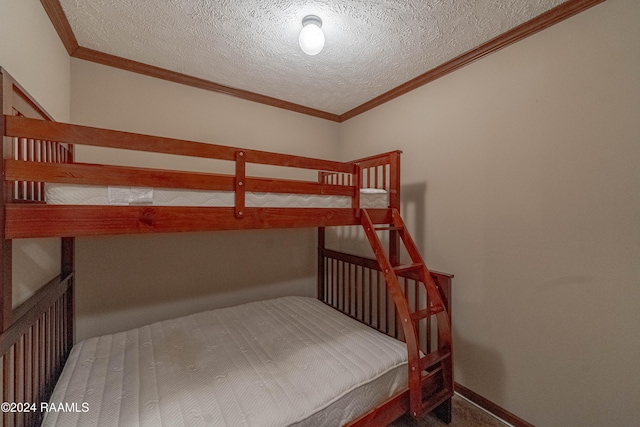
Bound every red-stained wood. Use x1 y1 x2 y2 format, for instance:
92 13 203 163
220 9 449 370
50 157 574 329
5 160 356 196
392 209 453 420
0 67 430 426
344 356 451 426
1 66 75 365
5 115 354 173
317 227 326 301
5 205 394 238
1 68 13 332
5 159 235 191
388 151 401 211
61 237 75 347
353 163 361 216
360 210 424 417
2 115 403 239
1 275 71 356
235 150 246 218
0 274 73 427
247 177 354 196
346 388 411 427
353 150 403 168
334 209 454 421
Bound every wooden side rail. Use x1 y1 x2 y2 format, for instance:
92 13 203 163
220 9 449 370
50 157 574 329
354 150 401 210
320 150 402 212
3 115 402 238
4 115 353 174
0 274 74 427
320 151 401 190
3 114 359 208
5 160 355 196
5 206 395 239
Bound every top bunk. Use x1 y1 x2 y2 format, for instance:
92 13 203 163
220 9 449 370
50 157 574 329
1 73 401 239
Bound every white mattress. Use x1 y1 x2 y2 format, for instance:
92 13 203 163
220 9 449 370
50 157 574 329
43 297 408 427
44 183 388 209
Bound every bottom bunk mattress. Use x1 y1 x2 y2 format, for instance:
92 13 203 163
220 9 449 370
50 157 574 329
43 297 408 426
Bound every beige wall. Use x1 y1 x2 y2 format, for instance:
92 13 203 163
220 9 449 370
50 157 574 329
338 0 640 426
0 0 70 121
0 0 70 307
70 60 340 340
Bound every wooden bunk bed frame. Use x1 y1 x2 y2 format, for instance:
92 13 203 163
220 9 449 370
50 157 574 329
0 68 453 426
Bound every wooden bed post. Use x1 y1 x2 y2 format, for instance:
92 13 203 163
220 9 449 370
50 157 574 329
0 68 14 331
0 69 78 426
317 227 325 301
317 171 326 301
433 272 453 423
389 151 401 267
62 237 75 344
353 163 361 218
235 150 246 219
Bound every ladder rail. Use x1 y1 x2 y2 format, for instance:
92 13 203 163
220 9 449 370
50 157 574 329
360 209 423 412
389 209 454 406
360 208 453 419
390 209 452 349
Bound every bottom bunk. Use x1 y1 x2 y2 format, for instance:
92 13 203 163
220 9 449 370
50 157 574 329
44 296 409 427
1 249 453 427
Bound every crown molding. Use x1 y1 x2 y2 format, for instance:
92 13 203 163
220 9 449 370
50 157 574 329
338 0 606 121
72 46 341 122
40 0 79 56
41 0 605 123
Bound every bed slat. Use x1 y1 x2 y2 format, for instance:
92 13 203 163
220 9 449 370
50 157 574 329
0 275 73 427
319 246 454 424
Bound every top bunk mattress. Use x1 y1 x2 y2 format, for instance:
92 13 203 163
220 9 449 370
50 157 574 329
42 296 408 427
44 183 389 209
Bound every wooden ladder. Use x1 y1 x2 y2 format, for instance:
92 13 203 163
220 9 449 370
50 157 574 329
360 208 453 419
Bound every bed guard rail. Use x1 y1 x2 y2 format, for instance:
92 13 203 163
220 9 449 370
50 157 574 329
2 115 401 237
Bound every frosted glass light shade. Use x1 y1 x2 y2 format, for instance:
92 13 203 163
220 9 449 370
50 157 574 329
299 15 324 56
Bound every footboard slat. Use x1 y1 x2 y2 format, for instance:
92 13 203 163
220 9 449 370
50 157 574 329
320 247 453 424
0 275 73 427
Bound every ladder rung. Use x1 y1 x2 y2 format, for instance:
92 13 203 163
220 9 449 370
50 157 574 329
420 348 451 371
410 307 432 321
420 387 454 415
373 225 403 231
411 303 445 321
430 303 445 315
393 262 423 274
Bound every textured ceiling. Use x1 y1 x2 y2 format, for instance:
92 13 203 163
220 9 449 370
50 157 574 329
59 0 566 116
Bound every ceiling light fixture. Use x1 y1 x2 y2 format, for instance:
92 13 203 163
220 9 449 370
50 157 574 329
299 15 325 56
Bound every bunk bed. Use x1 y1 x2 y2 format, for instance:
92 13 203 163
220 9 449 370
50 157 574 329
0 68 453 426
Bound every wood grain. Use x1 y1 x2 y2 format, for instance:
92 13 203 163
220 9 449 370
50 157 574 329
5 205 394 238
4 115 354 172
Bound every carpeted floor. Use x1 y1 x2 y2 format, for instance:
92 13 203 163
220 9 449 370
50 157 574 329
390 394 509 427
